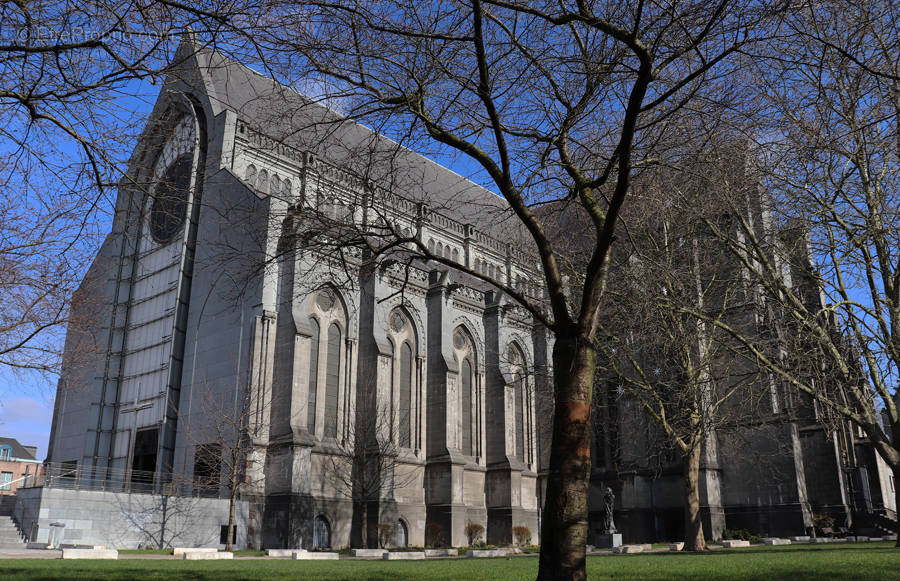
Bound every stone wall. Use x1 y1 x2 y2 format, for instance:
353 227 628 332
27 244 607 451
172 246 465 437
14 487 249 549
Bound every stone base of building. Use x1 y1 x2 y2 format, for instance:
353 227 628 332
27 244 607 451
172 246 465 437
486 506 539 546
14 487 248 549
723 503 812 537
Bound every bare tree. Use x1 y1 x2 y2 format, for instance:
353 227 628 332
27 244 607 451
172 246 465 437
322 379 419 549
229 3 790 577
690 0 900 544
179 381 259 552
597 155 769 551
0 2 280 392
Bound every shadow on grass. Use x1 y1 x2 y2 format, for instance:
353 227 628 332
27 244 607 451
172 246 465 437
1 545 898 581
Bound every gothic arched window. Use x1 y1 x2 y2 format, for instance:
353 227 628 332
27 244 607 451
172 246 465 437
245 164 257 188
461 358 473 456
509 343 527 462
453 326 476 457
257 169 269 195
307 288 347 440
387 308 418 449
324 323 341 438
399 342 413 448
307 318 320 433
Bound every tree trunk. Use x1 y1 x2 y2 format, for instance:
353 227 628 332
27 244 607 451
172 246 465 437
894 465 900 548
537 334 596 581
227 473 237 551
683 444 706 552
361 501 369 548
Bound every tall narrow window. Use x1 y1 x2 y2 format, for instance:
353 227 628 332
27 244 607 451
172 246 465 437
514 373 525 461
461 358 473 456
509 344 527 463
307 319 320 434
324 323 341 438
399 342 412 448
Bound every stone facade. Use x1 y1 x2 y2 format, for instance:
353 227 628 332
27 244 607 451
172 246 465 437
43 42 896 551
46 43 543 550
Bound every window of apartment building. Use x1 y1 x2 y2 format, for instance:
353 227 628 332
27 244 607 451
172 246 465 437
0 472 12 490
0 446 10 460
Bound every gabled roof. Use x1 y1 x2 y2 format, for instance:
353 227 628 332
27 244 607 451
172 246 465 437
174 42 526 237
0 437 38 461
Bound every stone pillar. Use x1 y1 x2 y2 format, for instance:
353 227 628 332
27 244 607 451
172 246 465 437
484 296 514 545
247 310 276 495
424 270 468 546
699 431 725 540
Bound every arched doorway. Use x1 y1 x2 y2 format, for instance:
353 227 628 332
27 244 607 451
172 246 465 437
313 515 331 548
397 519 408 548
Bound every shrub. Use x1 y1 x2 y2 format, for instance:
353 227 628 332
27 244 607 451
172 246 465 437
425 523 446 548
813 513 835 536
512 526 532 546
465 522 485 545
723 528 755 541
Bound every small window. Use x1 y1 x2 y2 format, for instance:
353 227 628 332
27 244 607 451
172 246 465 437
220 525 237 545
0 472 12 490
0 447 10 460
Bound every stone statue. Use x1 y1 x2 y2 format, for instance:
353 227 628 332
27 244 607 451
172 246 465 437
601 485 617 534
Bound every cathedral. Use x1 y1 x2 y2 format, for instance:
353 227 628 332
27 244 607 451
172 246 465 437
35 43 895 550
45 43 544 550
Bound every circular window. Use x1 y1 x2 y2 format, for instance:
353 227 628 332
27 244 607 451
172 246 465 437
316 289 336 311
149 154 192 244
453 329 467 350
390 311 406 332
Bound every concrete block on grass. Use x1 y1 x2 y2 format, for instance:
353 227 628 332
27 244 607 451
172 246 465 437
721 540 750 548
183 551 232 560
789 536 810 543
352 548 388 557
266 549 299 557
62 549 118 559
424 549 457 557
761 538 791 546
174 547 217 556
293 551 339 560
669 542 684 551
466 549 510 558
612 545 643 554
383 551 426 560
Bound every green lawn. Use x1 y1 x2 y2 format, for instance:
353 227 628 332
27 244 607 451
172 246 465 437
1 543 898 580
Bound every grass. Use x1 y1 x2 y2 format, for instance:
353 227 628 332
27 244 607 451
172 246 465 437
0 542 897 580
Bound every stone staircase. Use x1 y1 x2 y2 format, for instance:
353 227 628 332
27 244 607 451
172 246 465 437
0 515 26 549
870 510 898 538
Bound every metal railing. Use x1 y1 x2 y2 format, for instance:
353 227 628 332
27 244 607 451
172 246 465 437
22 462 226 498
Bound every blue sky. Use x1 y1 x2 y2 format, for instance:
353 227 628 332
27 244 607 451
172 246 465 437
0 370 56 459
0 54 495 462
